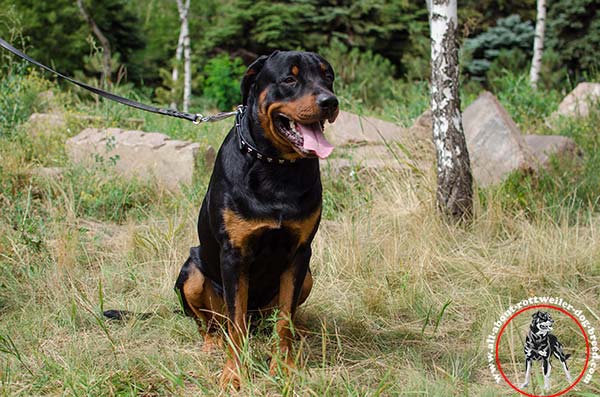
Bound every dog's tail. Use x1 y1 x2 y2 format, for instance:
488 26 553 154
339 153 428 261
103 309 184 321
103 310 153 320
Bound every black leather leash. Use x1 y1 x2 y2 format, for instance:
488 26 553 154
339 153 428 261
0 38 238 124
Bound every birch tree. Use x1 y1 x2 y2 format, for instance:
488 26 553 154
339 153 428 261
173 0 191 112
529 0 546 88
76 0 112 85
429 0 473 222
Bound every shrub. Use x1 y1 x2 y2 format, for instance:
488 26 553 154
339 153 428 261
488 71 561 130
491 103 600 220
320 38 396 110
0 64 50 137
463 15 534 82
546 0 600 81
200 54 246 110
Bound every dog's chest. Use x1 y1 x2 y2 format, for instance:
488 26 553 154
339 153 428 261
222 207 320 258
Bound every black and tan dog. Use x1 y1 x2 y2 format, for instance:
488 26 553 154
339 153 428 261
521 311 572 391
174 51 338 388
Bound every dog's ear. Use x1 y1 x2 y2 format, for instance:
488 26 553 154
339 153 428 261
241 55 268 106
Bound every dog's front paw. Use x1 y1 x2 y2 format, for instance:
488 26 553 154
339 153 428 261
269 353 296 377
201 333 223 353
220 359 241 390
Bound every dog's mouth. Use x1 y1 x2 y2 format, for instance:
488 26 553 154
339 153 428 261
537 320 554 332
274 113 334 159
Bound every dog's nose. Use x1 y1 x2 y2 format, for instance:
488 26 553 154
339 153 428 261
317 94 338 111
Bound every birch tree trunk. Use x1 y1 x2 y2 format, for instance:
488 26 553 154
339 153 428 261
170 27 185 109
76 0 112 85
529 0 546 89
175 0 191 112
429 0 473 222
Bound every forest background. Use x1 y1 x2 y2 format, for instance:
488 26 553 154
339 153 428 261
2 0 598 114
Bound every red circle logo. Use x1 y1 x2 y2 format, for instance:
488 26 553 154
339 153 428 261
495 304 591 396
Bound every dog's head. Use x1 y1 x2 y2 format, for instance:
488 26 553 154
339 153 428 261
530 311 554 335
241 50 339 160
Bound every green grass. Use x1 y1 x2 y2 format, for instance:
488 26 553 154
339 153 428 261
0 69 599 396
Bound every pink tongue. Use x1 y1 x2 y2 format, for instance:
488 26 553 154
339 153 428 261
297 122 334 159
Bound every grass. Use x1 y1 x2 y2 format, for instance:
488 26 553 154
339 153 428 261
1 67 600 396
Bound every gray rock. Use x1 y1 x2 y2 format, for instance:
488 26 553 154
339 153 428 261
325 110 408 146
320 144 430 175
27 112 145 136
28 113 66 133
523 135 582 167
462 92 535 186
66 128 201 190
552 82 600 119
30 167 64 179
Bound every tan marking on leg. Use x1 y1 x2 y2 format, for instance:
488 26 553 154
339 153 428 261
291 65 299 76
183 267 226 352
270 268 297 375
297 271 313 307
220 274 249 390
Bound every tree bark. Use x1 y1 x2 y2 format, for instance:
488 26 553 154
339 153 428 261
76 0 112 85
529 0 546 89
175 0 192 112
429 0 473 222
170 26 185 109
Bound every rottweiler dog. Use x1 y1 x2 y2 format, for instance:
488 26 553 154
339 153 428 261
521 311 572 390
174 50 338 388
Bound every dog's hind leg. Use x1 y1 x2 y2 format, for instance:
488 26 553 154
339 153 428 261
552 337 572 383
175 253 225 352
520 358 532 388
542 358 552 391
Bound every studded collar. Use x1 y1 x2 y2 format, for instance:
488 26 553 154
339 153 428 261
235 106 300 165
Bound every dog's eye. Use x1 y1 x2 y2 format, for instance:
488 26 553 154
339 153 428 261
282 77 297 86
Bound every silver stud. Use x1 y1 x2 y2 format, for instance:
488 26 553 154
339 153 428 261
257 153 262 159
279 159 284 164
267 157 273 162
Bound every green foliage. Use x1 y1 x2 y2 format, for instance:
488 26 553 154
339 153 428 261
464 15 534 81
54 167 154 223
547 0 600 80
459 0 535 37
320 39 396 110
0 0 144 81
200 54 246 110
201 0 428 78
0 64 50 137
492 102 600 220
488 71 562 129
154 66 184 108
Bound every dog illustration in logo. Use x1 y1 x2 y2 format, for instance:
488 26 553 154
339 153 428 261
520 311 572 390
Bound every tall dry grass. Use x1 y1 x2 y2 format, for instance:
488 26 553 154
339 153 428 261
1 159 599 396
